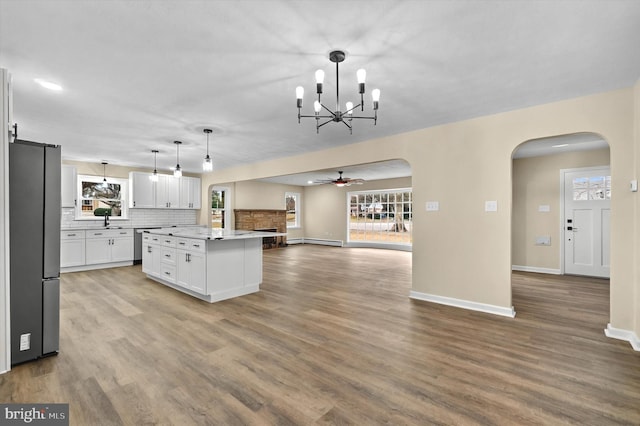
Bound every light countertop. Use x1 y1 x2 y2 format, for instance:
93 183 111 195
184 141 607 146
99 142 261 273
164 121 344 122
144 227 287 241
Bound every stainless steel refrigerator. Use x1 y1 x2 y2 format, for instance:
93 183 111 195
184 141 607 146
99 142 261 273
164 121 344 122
9 139 61 365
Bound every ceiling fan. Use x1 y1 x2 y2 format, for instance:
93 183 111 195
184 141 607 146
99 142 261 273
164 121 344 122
315 171 365 187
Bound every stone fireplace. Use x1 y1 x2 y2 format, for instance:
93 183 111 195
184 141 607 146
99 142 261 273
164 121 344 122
234 209 287 248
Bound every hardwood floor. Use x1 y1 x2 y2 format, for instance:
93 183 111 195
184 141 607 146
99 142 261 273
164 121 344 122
1 245 639 425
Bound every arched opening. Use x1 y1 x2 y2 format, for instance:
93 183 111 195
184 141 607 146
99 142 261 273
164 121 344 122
511 132 611 317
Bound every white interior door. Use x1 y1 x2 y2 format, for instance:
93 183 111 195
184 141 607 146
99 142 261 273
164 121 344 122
563 167 610 278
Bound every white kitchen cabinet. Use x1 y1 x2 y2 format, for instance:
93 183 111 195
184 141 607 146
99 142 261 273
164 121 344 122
176 238 206 293
179 177 201 209
85 229 133 265
157 235 177 283
60 230 85 267
61 165 77 208
129 172 156 208
142 233 162 276
156 174 180 209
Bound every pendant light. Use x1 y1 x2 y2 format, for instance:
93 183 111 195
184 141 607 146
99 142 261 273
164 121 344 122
101 161 108 188
149 149 159 182
202 128 213 172
173 140 182 178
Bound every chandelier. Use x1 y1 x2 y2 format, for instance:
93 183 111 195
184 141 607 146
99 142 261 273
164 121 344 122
296 50 380 134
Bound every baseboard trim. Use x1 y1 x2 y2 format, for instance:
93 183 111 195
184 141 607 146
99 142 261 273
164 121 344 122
512 265 561 275
300 238 344 247
604 323 640 351
410 291 516 318
61 261 133 273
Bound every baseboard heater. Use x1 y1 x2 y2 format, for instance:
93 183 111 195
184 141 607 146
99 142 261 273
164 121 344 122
288 238 343 247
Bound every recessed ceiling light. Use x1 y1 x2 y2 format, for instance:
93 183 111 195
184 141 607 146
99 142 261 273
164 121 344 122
34 78 62 91
307 180 314 184
552 143 569 148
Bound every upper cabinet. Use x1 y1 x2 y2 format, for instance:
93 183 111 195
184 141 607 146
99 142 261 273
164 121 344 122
180 176 201 209
129 172 200 209
61 165 77 208
129 172 156 208
156 174 180 209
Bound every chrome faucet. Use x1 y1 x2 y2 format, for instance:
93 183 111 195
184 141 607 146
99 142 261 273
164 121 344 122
104 212 110 227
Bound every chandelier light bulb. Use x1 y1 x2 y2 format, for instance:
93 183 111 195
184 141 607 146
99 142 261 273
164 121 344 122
371 88 380 102
346 101 354 116
314 100 322 114
296 86 304 100
357 69 366 84
315 69 325 84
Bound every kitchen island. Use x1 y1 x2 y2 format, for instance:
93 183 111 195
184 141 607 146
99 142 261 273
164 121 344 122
142 227 286 302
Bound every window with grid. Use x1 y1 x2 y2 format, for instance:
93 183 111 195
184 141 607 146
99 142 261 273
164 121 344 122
348 188 412 245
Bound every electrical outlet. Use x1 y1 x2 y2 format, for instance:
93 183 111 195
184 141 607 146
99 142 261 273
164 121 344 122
20 333 30 351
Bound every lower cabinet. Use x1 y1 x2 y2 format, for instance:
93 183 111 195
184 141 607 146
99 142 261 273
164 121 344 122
142 234 162 276
176 238 206 293
60 230 85 267
85 229 133 265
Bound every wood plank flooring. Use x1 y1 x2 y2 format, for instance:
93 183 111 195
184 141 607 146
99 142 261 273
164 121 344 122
1 245 639 425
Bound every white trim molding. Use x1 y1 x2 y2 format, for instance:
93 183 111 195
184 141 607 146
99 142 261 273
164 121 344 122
410 291 516 318
604 323 640 351
512 265 561 275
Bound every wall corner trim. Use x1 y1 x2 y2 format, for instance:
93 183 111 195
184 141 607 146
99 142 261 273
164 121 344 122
409 291 516 318
604 323 640 351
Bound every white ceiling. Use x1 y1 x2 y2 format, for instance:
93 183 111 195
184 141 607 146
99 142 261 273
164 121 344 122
1 1 638 180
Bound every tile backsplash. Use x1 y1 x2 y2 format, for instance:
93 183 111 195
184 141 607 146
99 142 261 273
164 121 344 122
61 207 197 229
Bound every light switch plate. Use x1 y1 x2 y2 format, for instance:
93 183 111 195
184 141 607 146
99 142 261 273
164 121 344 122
426 201 439 212
535 236 551 246
485 200 498 212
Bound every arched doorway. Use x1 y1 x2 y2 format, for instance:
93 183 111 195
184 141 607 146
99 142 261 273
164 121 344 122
511 132 611 309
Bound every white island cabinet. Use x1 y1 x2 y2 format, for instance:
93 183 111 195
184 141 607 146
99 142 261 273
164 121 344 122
142 227 285 303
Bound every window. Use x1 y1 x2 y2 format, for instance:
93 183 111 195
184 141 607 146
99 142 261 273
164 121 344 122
285 192 300 228
348 188 412 245
572 175 611 201
211 187 229 229
76 175 128 219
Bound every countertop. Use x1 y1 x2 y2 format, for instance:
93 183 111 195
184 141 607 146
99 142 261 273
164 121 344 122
144 227 287 241
61 224 203 231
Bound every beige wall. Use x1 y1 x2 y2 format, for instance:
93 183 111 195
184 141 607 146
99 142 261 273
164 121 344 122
199 87 638 338
512 148 610 271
